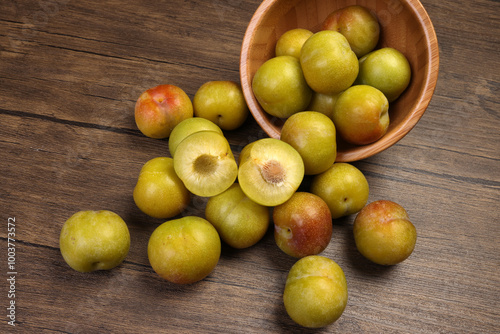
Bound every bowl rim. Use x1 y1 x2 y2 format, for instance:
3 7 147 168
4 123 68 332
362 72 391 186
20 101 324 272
240 0 440 162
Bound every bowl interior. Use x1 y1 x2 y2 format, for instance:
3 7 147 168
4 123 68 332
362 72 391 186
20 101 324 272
240 0 439 162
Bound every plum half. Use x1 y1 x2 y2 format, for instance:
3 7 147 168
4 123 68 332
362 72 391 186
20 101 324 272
173 131 237 197
238 138 304 207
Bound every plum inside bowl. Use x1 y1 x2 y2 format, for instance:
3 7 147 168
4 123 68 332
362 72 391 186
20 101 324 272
240 0 439 162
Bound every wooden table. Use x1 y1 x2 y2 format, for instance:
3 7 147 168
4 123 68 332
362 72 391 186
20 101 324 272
1 0 498 333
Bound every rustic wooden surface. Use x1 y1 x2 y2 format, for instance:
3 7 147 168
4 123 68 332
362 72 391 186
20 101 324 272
1 0 499 333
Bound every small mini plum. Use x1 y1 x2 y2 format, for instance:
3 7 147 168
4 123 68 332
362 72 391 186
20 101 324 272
135 84 193 139
133 157 191 219
168 117 223 157
148 216 221 284
252 55 312 118
283 255 348 328
322 5 380 58
273 192 332 258
311 163 369 219
238 138 304 207
307 91 342 120
280 111 337 175
205 183 270 249
173 131 238 197
332 85 389 145
193 81 249 131
353 200 417 265
355 47 412 102
59 210 130 273
275 28 313 59
300 30 358 95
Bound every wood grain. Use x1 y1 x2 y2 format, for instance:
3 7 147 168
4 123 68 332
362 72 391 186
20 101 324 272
1 0 499 333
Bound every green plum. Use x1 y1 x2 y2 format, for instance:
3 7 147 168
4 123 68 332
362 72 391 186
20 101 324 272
332 85 389 145
322 5 380 58
311 163 369 219
300 30 358 95
193 81 249 131
306 91 342 120
148 216 221 284
275 28 313 59
283 255 348 328
280 111 337 175
59 210 130 273
355 47 412 102
168 117 223 157
205 183 270 249
252 55 312 118
133 157 191 219
354 200 417 265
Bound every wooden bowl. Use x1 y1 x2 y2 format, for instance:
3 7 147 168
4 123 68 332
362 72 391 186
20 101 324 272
240 0 439 162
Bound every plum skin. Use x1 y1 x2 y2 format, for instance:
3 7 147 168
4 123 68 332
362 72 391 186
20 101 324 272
355 47 412 102
307 91 342 120
280 111 337 176
322 5 380 58
300 30 359 95
332 84 389 145
193 81 249 131
133 157 191 219
275 28 313 59
148 216 221 284
273 192 332 258
252 55 312 118
134 84 193 139
205 183 270 249
353 200 417 265
283 255 348 328
59 210 130 273
311 163 369 219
